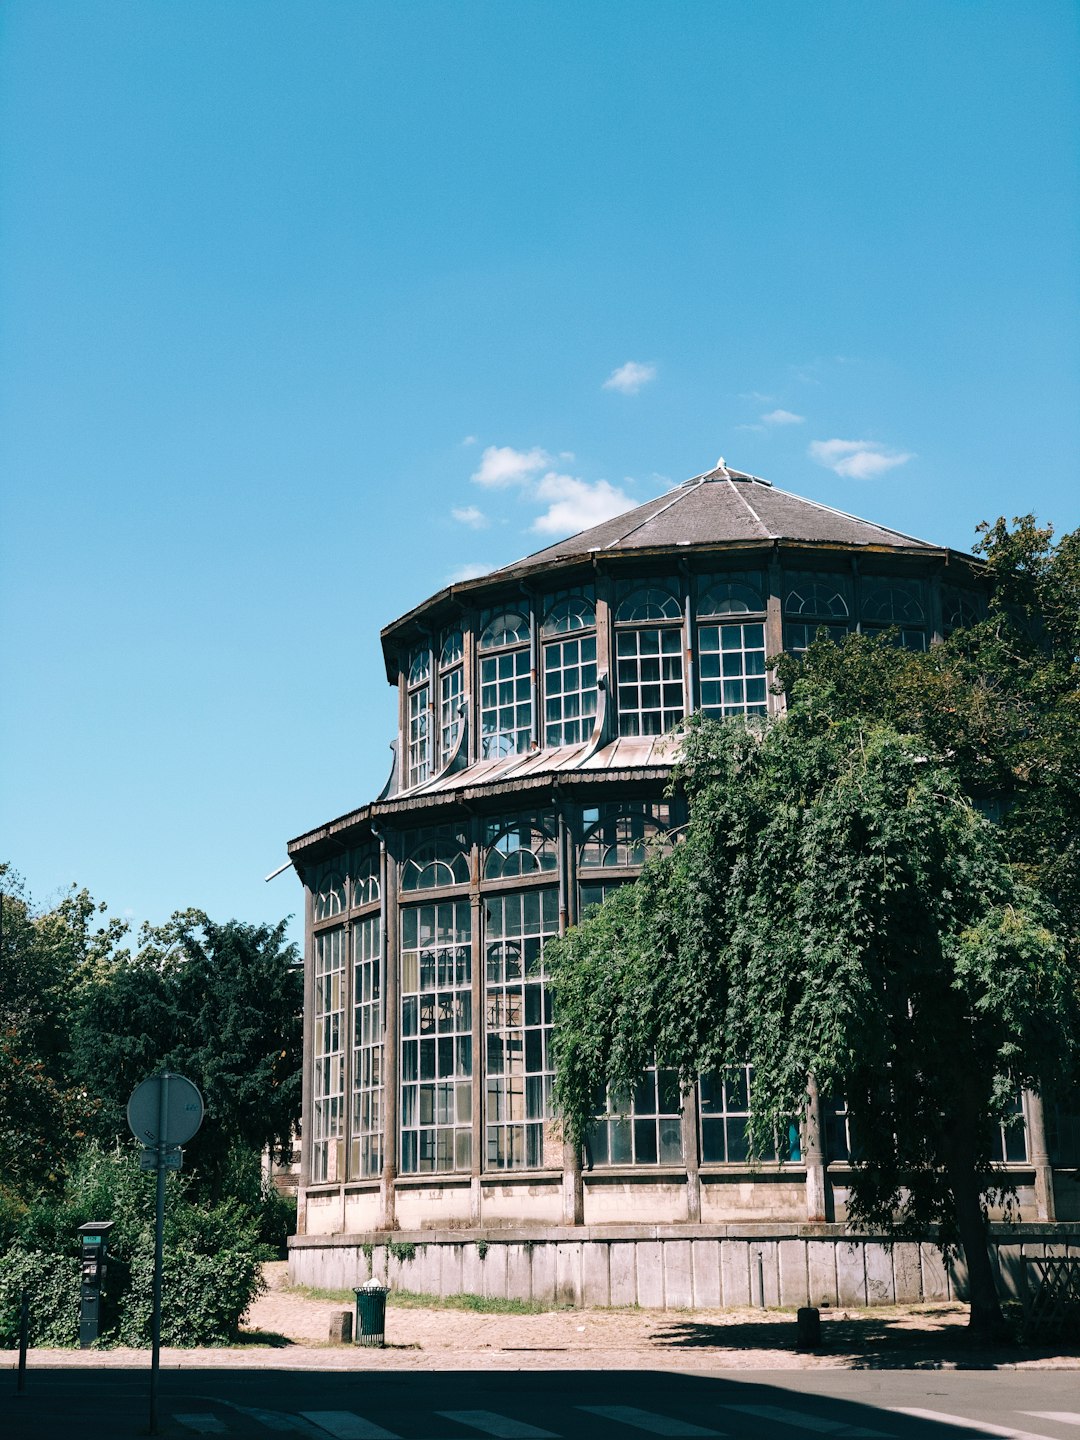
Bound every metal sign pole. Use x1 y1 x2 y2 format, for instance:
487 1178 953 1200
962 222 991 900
149 1072 168 1436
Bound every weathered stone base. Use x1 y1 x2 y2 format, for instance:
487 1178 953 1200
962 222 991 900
289 1224 1080 1310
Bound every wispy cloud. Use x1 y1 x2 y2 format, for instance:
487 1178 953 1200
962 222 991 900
448 561 492 583
451 505 489 529
471 444 551 488
735 423 766 433
761 408 804 426
602 361 657 395
461 434 478 446
809 438 914 479
532 473 635 536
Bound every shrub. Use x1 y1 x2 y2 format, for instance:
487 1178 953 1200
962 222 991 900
0 1248 80 1347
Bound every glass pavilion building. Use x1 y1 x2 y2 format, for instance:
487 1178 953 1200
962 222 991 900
286 464 1074 1305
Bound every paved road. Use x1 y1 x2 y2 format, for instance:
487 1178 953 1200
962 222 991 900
5 1366 1080 1440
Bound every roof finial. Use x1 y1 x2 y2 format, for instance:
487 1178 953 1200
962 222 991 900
715 455 726 470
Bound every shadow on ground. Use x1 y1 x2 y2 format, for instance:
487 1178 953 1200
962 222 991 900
650 1306 1079 1368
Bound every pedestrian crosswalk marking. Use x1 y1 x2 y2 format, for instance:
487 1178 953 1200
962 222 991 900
175 1418 228 1436
578 1406 722 1437
723 1404 887 1438
438 1411 558 1439
302 1411 402 1439
1022 1420 1080 1430
891 1408 1062 1440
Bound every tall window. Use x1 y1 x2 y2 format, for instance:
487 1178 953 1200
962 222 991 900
407 645 431 788
614 582 684 737
438 629 465 768
861 580 927 651
478 608 532 759
485 889 559 1168
993 1094 1028 1164
700 1066 800 1163
589 1067 683 1167
542 591 597 746
400 901 472 1173
784 575 850 657
312 928 346 1182
697 578 767 720
351 913 383 1178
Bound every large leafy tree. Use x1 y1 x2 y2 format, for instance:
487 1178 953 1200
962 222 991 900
549 515 1079 1340
70 911 302 1197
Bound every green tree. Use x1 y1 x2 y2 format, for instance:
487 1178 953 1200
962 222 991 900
550 719 1076 1337
70 910 302 1197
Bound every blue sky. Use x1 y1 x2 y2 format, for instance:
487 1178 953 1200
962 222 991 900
2 2 1077 951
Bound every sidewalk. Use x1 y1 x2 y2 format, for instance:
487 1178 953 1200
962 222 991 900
5 1263 1077 1372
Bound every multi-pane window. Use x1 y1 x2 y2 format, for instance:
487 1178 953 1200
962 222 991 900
314 868 346 922
615 583 684 737
698 623 767 718
578 879 623 916
542 592 598 746
485 889 559 1169
400 825 470 891
312 927 346 1182
861 580 927 651
700 1066 801 1163
784 576 850 656
351 848 380 909
579 802 671 869
484 813 558 880
589 1067 682 1167
942 586 983 636
407 645 431 788
439 630 464 768
400 901 472 1174
479 609 532 759
351 914 383 1179
993 1094 1028 1164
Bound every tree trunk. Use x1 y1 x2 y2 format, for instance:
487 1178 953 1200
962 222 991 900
945 1150 1005 1340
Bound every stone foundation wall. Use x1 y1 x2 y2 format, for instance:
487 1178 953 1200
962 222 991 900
289 1224 1080 1309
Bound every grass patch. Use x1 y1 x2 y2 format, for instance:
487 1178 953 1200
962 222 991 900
283 1282 550 1315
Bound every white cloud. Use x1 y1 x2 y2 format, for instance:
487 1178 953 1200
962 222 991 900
448 561 492 583
602 361 657 395
735 423 766 433
471 444 551 488
761 408 805 426
531 473 635 536
461 434 478 446
809 438 914 479
452 505 488 529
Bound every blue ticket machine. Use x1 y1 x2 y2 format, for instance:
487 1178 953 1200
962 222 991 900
77 1220 114 1348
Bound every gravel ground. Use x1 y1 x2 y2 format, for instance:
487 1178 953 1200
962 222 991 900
7 1263 1077 1372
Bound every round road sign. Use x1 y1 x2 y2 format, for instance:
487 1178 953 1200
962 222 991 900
126 1072 204 1148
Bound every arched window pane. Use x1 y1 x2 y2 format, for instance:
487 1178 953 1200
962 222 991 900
579 803 672 869
408 645 430 686
351 848 380 909
401 826 470 891
440 629 464 667
942 587 982 634
314 869 346 921
479 609 530 650
483 813 558 879
784 579 849 619
698 581 765 617
615 585 682 623
541 591 596 636
861 580 925 625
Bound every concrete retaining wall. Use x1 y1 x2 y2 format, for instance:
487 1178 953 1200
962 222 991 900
289 1226 1079 1309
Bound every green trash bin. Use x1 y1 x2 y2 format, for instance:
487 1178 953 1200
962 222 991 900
355 1278 389 1347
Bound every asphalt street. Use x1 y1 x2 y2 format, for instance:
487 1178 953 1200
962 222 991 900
4 1365 1079 1440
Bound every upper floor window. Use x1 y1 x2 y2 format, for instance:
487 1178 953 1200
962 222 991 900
478 608 532 759
438 629 465 768
313 866 347 922
400 825 470 891
407 643 431 788
351 847 381 909
542 590 597 747
696 575 767 721
579 802 672 869
484 812 558 880
698 575 765 617
784 575 851 656
942 586 983 636
615 580 684 737
861 580 927 652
